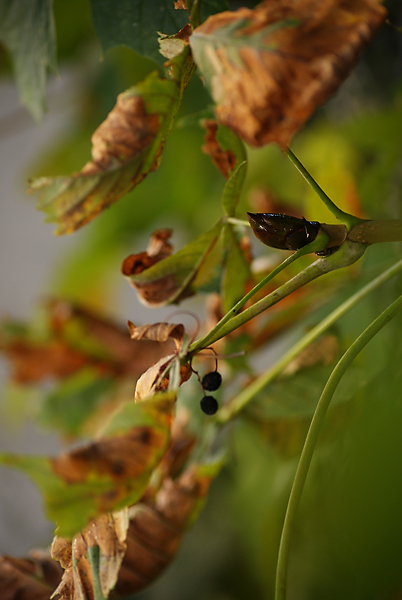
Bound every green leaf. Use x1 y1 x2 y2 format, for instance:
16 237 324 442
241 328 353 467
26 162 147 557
222 160 247 217
0 0 57 121
30 46 196 234
222 224 251 313
200 0 229 25
0 392 175 537
89 0 189 65
124 219 224 306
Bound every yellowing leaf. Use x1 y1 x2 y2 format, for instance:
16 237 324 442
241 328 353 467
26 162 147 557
30 48 196 234
190 0 386 147
0 393 175 538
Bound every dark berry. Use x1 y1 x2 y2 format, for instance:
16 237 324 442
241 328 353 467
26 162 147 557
201 371 222 391
200 396 219 415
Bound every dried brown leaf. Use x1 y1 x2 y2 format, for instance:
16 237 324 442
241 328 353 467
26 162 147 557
191 0 386 146
121 229 174 303
0 339 88 384
122 220 223 307
201 119 237 178
0 554 60 600
134 357 191 401
114 463 219 596
52 510 129 600
82 95 159 175
127 321 185 351
51 427 167 485
159 24 192 59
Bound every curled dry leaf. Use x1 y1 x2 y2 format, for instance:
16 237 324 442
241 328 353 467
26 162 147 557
127 321 185 351
52 509 129 600
190 0 386 147
114 462 221 596
82 96 158 175
121 229 177 306
135 358 192 401
122 220 224 307
202 119 237 179
0 553 61 600
159 24 192 60
128 319 189 401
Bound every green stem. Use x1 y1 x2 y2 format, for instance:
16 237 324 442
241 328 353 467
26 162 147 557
218 256 402 423
285 148 363 230
274 291 402 600
189 231 329 353
190 239 366 354
87 545 107 600
348 219 402 244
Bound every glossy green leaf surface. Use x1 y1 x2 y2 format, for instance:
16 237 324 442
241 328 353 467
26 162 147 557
90 0 188 64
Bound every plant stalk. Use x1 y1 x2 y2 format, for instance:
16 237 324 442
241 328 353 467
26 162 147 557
274 291 402 600
285 148 363 230
218 256 402 422
190 239 366 354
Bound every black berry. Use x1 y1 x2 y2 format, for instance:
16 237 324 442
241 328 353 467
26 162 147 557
201 371 222 391
200 396 219 415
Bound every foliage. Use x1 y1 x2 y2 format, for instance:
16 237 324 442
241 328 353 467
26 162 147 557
1 1 402 600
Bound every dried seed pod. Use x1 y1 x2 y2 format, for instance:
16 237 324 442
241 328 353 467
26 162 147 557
247 212 320 250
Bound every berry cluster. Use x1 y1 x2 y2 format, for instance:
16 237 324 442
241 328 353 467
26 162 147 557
200 371 222 415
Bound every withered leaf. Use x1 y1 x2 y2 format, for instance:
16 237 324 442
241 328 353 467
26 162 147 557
159 24 192 60
202 119 237 179
30 47 196 234
121 228 173 280
122 220 224 307
0 555 56 600
135 357 192 401
0 393 175 538
127 321 185 351
0 338 89 384
52 509 129 600
190 0 386 147
114 461 223 595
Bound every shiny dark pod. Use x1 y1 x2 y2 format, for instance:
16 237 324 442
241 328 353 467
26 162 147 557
247 212 321 251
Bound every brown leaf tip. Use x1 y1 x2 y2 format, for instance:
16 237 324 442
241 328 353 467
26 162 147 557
201 119 237 179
